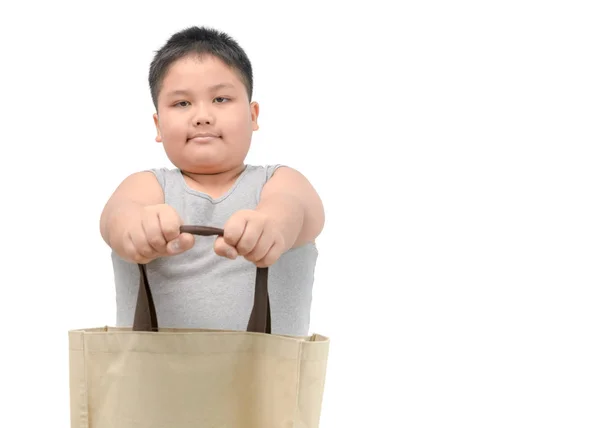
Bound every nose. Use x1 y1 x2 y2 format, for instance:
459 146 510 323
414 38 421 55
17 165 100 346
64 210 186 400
193 103 214 126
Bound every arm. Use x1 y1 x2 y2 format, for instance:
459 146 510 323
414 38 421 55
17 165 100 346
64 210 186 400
256 166 325 250
100 172 164 247
213 166 325 267
99 171 193 263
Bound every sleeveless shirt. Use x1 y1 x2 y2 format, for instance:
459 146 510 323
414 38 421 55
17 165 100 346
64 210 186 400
111 164 318 336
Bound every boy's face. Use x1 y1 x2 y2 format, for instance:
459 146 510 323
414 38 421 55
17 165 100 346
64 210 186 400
153 54 259 174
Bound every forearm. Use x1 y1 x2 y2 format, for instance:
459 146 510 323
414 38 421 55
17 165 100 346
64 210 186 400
100 200 145 247
99 171 165 248
256 193 306 251
256 167 324 250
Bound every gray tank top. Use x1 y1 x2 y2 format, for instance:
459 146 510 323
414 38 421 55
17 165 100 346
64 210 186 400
111 164 317 336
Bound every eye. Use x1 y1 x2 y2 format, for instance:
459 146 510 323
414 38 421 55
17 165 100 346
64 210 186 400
174 101 190 107
214 97 230 103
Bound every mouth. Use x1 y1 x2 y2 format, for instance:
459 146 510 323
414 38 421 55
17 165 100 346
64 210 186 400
187 133 220 144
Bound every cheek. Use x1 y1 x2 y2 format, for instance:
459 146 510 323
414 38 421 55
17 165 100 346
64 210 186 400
161 115 187 139
224 109 253 134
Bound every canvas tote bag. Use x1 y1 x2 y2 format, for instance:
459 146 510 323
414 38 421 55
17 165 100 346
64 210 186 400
68 226 330 428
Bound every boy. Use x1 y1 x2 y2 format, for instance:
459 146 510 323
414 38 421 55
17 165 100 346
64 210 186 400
100 26 324 337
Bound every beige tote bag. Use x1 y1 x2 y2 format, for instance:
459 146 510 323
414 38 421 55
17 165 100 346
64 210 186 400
68 226 330 428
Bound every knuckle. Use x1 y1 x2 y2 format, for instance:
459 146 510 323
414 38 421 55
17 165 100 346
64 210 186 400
122 236 136 253
164 226 180 238
160 203 178 217
141 207 155 220
245 252 259 262
161 220 180 237
132 254 146 264
138 245 154 258
148 234 164 248
257 213 268 226
124 248 139 262
125 246 146 264
274 233 285 247
142 204 159 215
224 233 238 246
237 242 252 255
224 219 242 236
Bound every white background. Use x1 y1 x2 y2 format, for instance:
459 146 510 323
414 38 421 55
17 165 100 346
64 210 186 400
1 1 599 427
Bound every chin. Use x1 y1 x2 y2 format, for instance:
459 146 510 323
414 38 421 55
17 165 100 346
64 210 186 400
170 151 245 175
181 161 231 175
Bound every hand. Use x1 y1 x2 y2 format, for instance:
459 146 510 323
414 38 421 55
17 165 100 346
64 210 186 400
214 210 286 267
110 204 195 264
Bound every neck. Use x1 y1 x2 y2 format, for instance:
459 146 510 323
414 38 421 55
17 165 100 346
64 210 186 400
181 164 246 197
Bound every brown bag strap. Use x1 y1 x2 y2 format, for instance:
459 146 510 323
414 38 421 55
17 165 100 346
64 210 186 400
132 225 271 334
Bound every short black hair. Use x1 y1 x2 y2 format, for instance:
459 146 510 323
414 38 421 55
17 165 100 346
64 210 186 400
148 26 253 110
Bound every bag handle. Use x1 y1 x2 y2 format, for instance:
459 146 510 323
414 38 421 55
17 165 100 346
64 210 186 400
132 225 271 334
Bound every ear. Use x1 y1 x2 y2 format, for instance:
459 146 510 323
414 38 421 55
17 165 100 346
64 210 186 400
250 101 260 131
153 113 162 142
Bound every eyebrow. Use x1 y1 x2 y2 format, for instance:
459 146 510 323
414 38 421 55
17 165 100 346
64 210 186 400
165 83 236 97
209 83 236 91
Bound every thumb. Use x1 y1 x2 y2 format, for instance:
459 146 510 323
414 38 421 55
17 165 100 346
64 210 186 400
166 232 194 255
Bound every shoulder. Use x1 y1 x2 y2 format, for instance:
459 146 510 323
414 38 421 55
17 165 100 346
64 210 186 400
243 164 315 184
251 165 315 190
243 164 319 194
144 167 183 189
146 166 181 178
242 164 285 182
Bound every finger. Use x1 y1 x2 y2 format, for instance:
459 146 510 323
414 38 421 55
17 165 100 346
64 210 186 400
121 234 139 262
158 206 182 242
142 211 167 253
125 231 152 264
223 211 249 247
129 227 156 260
236 218 264 256
166 232 195 255
255 236 285 268
214 236 238 260
244 228 275 262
